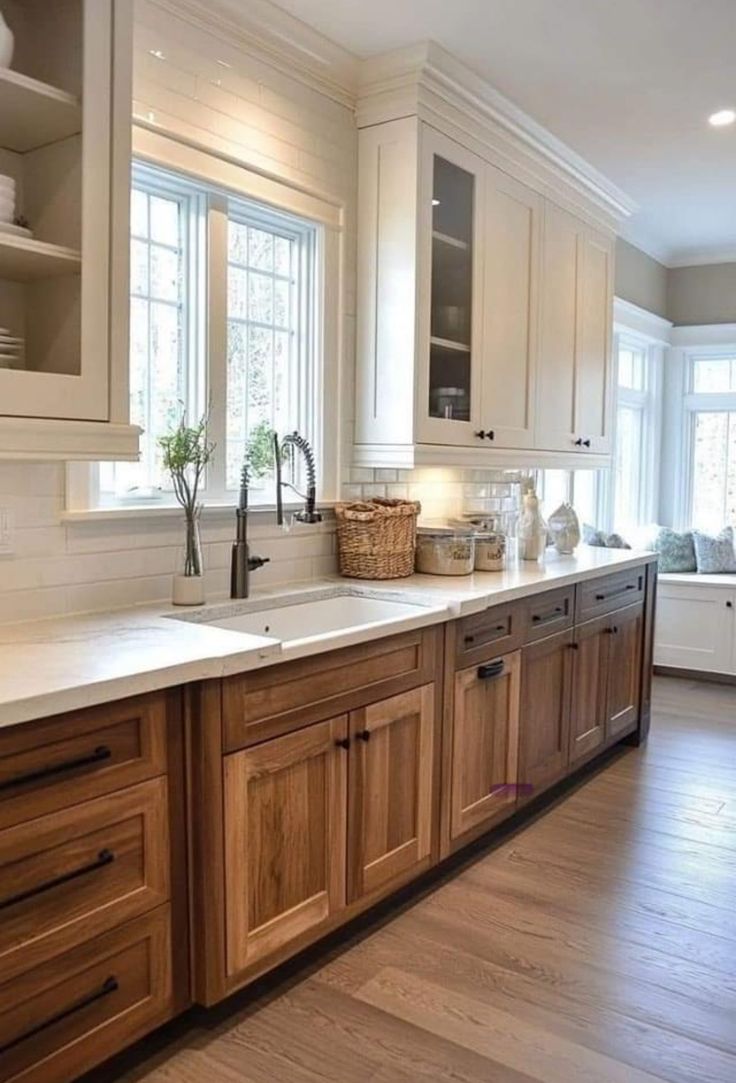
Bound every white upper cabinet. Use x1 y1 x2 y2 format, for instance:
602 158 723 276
0 0 138 461
536 203 613 456
354 46 624 470
480 166 541 450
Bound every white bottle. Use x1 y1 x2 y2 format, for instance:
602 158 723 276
0 9 14 69
519 487 547 562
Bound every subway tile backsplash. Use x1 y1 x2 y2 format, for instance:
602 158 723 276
0 463 523 624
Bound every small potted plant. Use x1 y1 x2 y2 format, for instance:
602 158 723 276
159 412 215 606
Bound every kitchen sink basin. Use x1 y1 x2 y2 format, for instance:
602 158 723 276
172 590 446 656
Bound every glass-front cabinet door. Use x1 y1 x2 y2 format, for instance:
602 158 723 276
417 128 485 446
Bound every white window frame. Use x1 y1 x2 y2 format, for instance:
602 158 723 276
669 328 736 530
66 126 343 518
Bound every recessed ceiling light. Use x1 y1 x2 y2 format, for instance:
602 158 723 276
708 109 736 127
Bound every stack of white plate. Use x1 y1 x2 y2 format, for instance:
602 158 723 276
0 175 15 225
0 327 24 370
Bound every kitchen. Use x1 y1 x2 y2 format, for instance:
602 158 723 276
0 2 734 1081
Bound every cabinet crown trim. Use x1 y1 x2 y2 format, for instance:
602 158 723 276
357 41 636 229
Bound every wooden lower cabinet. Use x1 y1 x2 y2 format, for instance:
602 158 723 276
569 614 610 764
348 685 435 902
606 603 644 738
519 629 573 796
223 716 348 976
0 906 173 1083
447 650 521 846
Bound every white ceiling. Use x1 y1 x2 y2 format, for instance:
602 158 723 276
269 0 736 266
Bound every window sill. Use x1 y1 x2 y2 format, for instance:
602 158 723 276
61 501 337 524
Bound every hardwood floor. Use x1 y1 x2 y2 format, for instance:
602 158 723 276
108 676 736 1083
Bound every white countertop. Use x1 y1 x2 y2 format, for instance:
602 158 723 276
0 547 655 730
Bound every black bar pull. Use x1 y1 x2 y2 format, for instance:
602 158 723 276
477 660 504 680
335 737 350 750
357 729 371 742
532 605 564 624
0 849 115 912
0 745 112 794
0 975 119 1056
568 642 579 651
594 584 637 602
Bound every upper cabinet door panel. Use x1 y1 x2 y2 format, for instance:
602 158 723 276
416 127 486 447
576 227 614 452
536 202 579 451
481 167 540 449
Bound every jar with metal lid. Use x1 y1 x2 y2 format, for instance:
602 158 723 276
415 526 475 576
473 531 507 571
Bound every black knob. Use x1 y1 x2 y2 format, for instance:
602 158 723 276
486 430 495 441
474 430 487 440
568 642 579 651
727 601 733 609
357 729 371 742
574 438 583 447
335 737 350 750
583 439 591 448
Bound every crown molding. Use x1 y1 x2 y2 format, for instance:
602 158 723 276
142 0 358 108
357 42 637 228
667 249 736 269
613 297 672 345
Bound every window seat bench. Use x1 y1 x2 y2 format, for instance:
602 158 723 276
655 572 736 677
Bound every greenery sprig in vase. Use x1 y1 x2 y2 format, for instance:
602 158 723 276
159 413 215 605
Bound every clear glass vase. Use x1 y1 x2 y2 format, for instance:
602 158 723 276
182 509 203 578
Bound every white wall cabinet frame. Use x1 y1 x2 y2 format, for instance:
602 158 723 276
0 0 139 461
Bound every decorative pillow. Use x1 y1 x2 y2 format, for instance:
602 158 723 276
654 528 697 573
692 527 736 574
583 523 631 550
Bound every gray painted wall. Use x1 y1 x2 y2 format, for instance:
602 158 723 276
615 239 668 318
667 263 736 326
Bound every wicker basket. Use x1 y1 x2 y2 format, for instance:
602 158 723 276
335 498 421 579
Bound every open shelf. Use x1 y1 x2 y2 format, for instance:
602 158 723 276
0 67 81 152
0 233 81 280
430 335 471 353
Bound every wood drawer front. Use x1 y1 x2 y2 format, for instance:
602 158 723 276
576 567 646 622
522 587 575 643
455 601 524 667
0 693 168 830
0 778 170 982
223 628 439 751
0 906 173 1083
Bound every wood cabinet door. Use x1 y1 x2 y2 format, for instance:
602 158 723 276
575 225 614 454
569 616 610 765
606 604 644 738
223 717 348 975
480 165 541 449
519 630 573 799
348 685 435 902
449 651 521 843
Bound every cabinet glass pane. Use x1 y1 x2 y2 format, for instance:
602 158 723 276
429 156 474 422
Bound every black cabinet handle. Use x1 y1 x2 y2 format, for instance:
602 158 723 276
464 634 475 645
0 848 115 912
605 625 619 635
357 729 371 742
574 438 583 447
727 601 733 609
478 660 504 680
532 605 564 624
583 439 591 448
0 745 112 794
474 430 495 441
594 584 637 602
335 737 350 750
0 975 118 1056
568 642 579 651
474 430 487 440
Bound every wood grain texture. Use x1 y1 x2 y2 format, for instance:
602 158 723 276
519 628 573 795
224 716 348 975
448 650 521 846
348 685 435 901
104 676 736 1083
